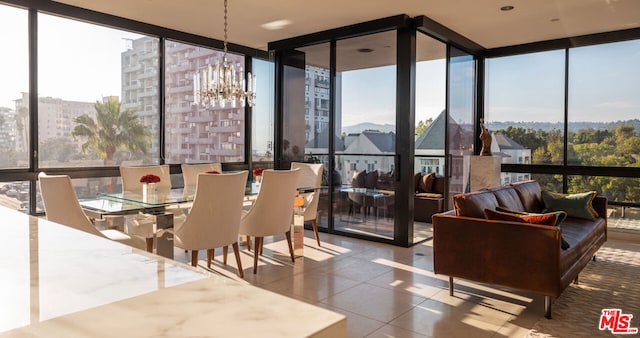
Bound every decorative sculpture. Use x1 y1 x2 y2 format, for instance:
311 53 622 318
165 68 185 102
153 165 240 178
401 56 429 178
479 118 492 156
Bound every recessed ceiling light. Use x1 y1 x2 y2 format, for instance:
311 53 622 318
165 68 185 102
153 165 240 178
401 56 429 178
260 19 292 31
500 5 515 11
357 48 374 53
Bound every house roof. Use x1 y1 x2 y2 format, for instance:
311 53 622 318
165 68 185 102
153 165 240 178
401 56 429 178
415 110 446 150
493 133 525 150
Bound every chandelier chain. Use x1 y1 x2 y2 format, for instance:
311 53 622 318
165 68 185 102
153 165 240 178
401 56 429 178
223 0 228 54
193 0 256 108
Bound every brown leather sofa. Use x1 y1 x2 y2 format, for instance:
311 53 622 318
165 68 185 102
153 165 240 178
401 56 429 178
414 172 445 222
432 180 607 318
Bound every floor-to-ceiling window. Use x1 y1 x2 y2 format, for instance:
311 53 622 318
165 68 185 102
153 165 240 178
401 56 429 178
39 14 160 168
333 30 398 240
485 36 640 231
0 5 28 212
484 50 566 191
36 14 161 208
164 40 245 166
0 1 268 215
567 39 640 207
414 32 446 238
296 43 331 232
447 47 476 201
251 58 275 165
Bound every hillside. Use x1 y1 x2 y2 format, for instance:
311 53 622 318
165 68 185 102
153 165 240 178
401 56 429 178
486 119 640 133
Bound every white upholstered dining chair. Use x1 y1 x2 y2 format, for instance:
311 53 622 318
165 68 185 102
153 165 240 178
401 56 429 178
120 165 176 251
240 168 300 274
181 163 222 189
120 164 172 192
291 162 324 246
173 171 248 277
38 172 146 250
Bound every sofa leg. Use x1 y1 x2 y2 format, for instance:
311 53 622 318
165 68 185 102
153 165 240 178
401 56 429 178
574 274 579 284
449 277 454 296
593 255 597 262
544 296 552 319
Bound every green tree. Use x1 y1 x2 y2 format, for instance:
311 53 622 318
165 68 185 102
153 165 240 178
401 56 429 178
415 117 433 136
72 97 151 166
39 137 80 163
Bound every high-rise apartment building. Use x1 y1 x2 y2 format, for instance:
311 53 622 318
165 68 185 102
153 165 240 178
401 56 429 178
122 37 245 164
121 37 161 159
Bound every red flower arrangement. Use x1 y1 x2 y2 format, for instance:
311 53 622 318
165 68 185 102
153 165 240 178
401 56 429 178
139 174 161 184
205 171 220 174
253 167 265 176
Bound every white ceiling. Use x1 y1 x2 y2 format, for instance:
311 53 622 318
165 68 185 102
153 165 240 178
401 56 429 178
53 0 640 51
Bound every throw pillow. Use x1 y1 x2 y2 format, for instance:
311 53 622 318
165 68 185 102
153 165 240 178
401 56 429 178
494 206 570 250
484 208 558 226
414 173 423 192
541 190 598 221
495 206 567 225
419 172 436 193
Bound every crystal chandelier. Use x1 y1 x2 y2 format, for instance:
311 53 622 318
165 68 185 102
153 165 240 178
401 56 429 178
193 0 256 108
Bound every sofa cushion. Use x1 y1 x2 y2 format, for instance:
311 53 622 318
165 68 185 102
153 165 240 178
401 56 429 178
494 206 570 250
453 190 499 218
414 173 423 193
559 217 606 273
490 186 526 212
416 192 443 199
509 180 544 213
542 190 598 220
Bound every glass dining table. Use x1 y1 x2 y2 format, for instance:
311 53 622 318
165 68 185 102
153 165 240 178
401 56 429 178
79 182 315 259
79 184 263 258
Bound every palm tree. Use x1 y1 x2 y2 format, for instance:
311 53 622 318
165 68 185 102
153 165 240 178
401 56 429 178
72 97 151 166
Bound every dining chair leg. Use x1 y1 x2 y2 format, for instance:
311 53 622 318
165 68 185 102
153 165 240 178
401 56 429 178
223 245 228 265
311 219 321 247
253 236 262 274
285 230 295 263
145 238 154 253
246 235 252 251
191 250 198 267
207 249 214 269
232 242 244 278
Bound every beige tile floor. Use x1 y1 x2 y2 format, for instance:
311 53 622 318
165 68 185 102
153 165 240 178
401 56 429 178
171 230 634 338
69 201 634 336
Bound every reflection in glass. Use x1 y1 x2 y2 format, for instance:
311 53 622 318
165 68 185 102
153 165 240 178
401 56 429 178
448 47 475 199
38 14 159 167
165 40 245 164
297 43 331 230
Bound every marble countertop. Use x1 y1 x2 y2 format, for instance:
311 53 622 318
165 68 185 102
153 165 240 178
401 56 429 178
0 206 345 337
